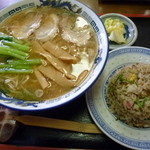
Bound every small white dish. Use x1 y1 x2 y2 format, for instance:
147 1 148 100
100 13 138 50
86 46 150 150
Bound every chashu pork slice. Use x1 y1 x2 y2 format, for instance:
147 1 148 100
10 12 42 39
34 14 59 41
60 15 91 46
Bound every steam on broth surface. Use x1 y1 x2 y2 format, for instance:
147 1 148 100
0 6 98 101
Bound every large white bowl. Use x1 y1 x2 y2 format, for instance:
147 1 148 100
0 0 109 111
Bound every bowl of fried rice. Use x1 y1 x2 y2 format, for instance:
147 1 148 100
86 46 150 150
107 63 150 127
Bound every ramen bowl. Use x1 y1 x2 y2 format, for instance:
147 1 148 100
0 0 108 111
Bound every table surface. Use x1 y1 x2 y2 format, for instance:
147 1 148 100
0 0 150 150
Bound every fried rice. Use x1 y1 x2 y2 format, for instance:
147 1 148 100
107 63 150 127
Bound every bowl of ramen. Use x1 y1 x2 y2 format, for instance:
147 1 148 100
0 0 108 110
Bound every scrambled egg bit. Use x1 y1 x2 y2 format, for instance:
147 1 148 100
128 73 137 82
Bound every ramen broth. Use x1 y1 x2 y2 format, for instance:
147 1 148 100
0 6 98 101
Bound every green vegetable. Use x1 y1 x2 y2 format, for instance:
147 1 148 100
7 59 43 65
104 17 126 44
116 74 125 82
116 74 135 84
0 58 43 74
13 38 25 44
0 33 31 60
0 34 13 41
0 64 32 69
0 46 28 60
0 33 24 44
2 40 31 52
0 33 42 75
0 68 33 74
135 97 148 108
108 83 115 95
22 88 38 101
0 46 29 56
